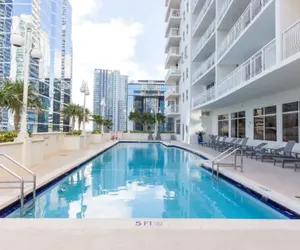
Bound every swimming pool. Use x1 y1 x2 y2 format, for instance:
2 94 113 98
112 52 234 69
5 143 290 218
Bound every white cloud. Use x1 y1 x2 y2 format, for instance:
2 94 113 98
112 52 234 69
70 0 149 113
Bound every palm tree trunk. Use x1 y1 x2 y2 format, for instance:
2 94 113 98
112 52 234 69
14 112 21 131
78 120 81 130
71 117 75 130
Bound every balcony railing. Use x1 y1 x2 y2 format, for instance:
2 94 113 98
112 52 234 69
166 67 181 81
192 87 215 108
165 86 180 97
191 0 200 13
165 105 179 115
192 0 214 35
167 27 180 38
217 39 276 97
165 47 180 65
283 19 300 59
192 52 215 83
167 9 180 21
193 19 215 59
217 0 233 23
218 0 272 60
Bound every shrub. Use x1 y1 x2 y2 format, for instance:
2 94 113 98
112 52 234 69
92 130 101 134
66 130 82 136
0 131 18 143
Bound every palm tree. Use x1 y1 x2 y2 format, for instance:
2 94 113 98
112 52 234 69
128 109 141 128
103 119 113 132
156 113 166 131
78 106 90 130
141 112 155 131
62 103 80 130
91 114 104 130
2 80 43 131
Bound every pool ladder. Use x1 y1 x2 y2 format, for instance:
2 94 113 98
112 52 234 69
0 153 36 216
211 147 244 180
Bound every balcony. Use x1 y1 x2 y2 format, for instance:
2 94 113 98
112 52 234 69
283 19 300 60
165 0 181 9
165 28 181 53
217 0 274 64
165 105 180 117
192 0 215 37
192 86 215 109
193 39 277 110
192 0 206 14
165 47 180 69
192 52 215 85
165 67 181 84
165 86 180 101
165 9 181 36
192 18 215 61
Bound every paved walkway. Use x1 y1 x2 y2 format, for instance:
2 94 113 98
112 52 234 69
170 142 300 212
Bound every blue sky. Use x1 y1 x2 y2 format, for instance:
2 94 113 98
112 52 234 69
70 0 165 110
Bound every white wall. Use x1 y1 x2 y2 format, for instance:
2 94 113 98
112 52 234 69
279 0 300 32
208 86 300 142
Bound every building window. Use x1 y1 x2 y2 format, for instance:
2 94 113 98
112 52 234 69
183 31 185 42
183 11 185 21
231 111 246 138
181 52 184 64
182 72 185 81
253 106 277 141
182 93 185 102
218 114 229 136
186 89 188 101
283 101 299 142
176 119 181 134
184 45 188 59
186 68 188 79
187 2 189 12
186 24 189 35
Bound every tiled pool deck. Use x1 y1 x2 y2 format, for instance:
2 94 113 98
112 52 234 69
0 140 300 249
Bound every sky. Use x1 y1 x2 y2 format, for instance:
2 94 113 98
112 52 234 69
69 0 166 112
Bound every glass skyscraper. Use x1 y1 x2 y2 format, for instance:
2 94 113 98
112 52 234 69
127 80 174 132
93 69 128 132
0 0 72 132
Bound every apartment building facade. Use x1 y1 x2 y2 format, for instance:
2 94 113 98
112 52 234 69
93 69 128 132
0 0 73 132
165 0 300 144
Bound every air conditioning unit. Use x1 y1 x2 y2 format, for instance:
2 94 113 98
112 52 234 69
201 111 210 117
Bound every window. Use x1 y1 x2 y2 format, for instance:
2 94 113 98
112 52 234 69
231 111 246 138
218 114 229 136
183 11 185 21
186 24 189 35
253 106 277 141
181 52 184 64
182 93 184 102
206 82 214 90
283 101 299 142
183 31 185 42
186 68 188 79
176 119 181 134
182 72 185 81
184 45 188 59
186 90 188 101
187 2 189 12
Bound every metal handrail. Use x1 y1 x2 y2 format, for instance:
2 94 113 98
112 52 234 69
0 164 24 216
0 153 36 199
212 148 244 180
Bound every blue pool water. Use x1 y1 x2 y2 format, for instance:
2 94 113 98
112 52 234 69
7 143 288 218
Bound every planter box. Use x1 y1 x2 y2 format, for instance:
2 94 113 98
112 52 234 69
63 135 84 151
91 134 103 144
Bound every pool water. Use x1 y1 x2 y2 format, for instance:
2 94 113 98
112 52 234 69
7 143 288 218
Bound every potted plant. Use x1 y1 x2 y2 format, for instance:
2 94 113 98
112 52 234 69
196 131 205 144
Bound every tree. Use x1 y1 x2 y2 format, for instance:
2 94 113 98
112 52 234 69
1 80 43 130
141 112 155 131
91 114 104 131
62 103 80 130
77 106 90 130
103 119 113 132
128 109 141 123
156 113 166 131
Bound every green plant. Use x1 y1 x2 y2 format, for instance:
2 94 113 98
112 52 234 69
103 119 113 131
0 131 18 143
128 109 141 124
27 130 32 138
91 115 104 130
66 130 82 136
92 130 101 134
78 107 90 130
1 79 43 131
141 112 155 131
196 131 205 136
62 103 81 130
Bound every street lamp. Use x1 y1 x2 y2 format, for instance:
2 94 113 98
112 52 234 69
100 98 106 134
11 21 42 139
80 81 90 148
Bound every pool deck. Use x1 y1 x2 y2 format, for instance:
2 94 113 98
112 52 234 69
1 140 300 249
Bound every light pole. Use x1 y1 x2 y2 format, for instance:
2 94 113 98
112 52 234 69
11 21 42 139
100 98 106 134
80 81 90 148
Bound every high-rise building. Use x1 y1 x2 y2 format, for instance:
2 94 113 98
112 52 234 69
0 0 72 132
93 69 128 131
127 80 174 132
165 0 300 144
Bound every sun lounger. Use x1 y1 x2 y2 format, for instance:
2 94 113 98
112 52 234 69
245 143 267 159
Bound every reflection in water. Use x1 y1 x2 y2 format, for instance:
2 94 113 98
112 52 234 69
8 143 287 219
